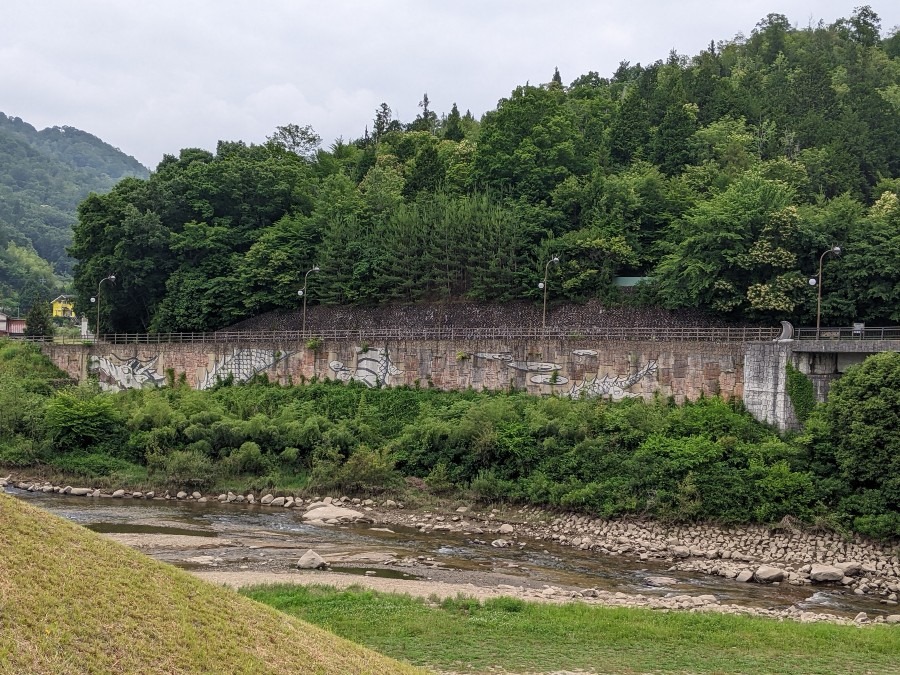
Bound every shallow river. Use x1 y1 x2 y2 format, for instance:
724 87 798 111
6 486 893 619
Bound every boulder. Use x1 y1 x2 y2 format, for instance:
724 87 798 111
145 491 155 499
69 488 92 496
886 615 900 624
491 539 510 548
111 489 125 498
301 505 367 523
260 494 274 505
383 499 397 508
218 494 228 502
499 523 514 534
270 497 285 507
755 565 787 583
835 561 863 576
671 546 691 558
176 491 187 500
809 564 844 582
297 550 328 569
192 491 202 500
284 497 295 508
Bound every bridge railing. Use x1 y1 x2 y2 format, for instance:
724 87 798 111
795 327 900 341
25 326 781 345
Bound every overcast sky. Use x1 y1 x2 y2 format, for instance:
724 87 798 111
3 1 898 168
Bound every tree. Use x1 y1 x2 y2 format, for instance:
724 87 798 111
443 103 465 141
23 300 53 339
819 351 900 537
266 124 321 158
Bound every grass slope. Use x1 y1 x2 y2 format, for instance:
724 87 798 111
246 585 900 675
0 494 420 674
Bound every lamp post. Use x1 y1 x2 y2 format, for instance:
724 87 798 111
540 256 560 331
815 245 841 340
298 265 320 335
95 274 116 339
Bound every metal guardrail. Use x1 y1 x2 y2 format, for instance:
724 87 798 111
795 327 900 341
21 326 783 345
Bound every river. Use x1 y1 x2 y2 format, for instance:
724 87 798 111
6 486 893 620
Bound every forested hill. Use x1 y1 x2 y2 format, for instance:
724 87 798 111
72 8 900 334
0 112 148 307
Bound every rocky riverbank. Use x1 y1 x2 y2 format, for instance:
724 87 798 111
5 474 900 626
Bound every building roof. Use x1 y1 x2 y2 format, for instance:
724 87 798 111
52 295 75 303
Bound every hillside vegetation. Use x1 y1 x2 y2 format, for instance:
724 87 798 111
0 493 420 674
0 112 147 310
69 8 900 334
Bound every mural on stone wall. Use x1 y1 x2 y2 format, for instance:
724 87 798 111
566 360 659 400
474 352 569 385
329 347 403 388
200 348 293 389
473 351 657 399
90 354 166 391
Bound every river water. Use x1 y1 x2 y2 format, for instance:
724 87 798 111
6 486 893 619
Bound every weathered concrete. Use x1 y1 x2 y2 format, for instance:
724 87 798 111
41 339 748 405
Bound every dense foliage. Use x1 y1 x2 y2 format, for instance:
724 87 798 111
70 8 900 333
0 112 148 312
2 341 897 538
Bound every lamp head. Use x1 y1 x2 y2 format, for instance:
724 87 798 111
808 278 817 286
109 274 116 282
90 297 96 303
551 256 560 264
538 282 545 290
297 289 304 297
832 246 841 256
312 265 320 272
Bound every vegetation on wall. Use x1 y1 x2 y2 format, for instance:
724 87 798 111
785 362 816 423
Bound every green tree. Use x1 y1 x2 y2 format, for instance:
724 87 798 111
23 300 53 339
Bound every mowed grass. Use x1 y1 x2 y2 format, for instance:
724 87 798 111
244 585 900 674
0 494 421 674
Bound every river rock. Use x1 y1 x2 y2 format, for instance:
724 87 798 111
270 497 285 507
145 491 154 499
755 565 787 583
111 489 125 498
886 615 900 624
218 494 227 502
284 497 294 507
192 491 202 499
809 564 844 582
499 523 515 534
70 488 92 496
297 550 328 569
176 491 187 500
491 538 510 548
132 491 143 499
836 561 863 576
671 546 691 558
302 505 367 523
383 499 397 508
260 494 274 505
736 570 754 584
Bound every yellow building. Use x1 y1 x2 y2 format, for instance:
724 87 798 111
51 294 75 319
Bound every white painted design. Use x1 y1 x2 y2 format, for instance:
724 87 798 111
507 361 561 373
530 373 569 385
329 347 403 388
474 352 513 361
90 354 165 391
566 360 659 400
200 348 293 389
573 349 598 356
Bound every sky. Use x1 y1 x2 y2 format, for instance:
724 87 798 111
2 1 898 169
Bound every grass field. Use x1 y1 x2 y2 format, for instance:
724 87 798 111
245 584 900 674
0 494 420 674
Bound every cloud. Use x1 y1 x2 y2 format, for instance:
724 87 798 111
1 0 896 167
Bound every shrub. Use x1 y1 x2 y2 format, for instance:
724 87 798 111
157 449 215 488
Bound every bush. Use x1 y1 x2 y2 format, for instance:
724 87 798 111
154 449 215 488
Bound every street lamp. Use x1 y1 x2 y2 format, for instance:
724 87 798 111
95 274 116 339
814 246 841 339
298 265 320 335
540 256 560 330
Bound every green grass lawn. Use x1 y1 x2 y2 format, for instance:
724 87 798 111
244 584 900 674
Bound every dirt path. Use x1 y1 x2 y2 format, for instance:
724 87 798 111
196 569 520 602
